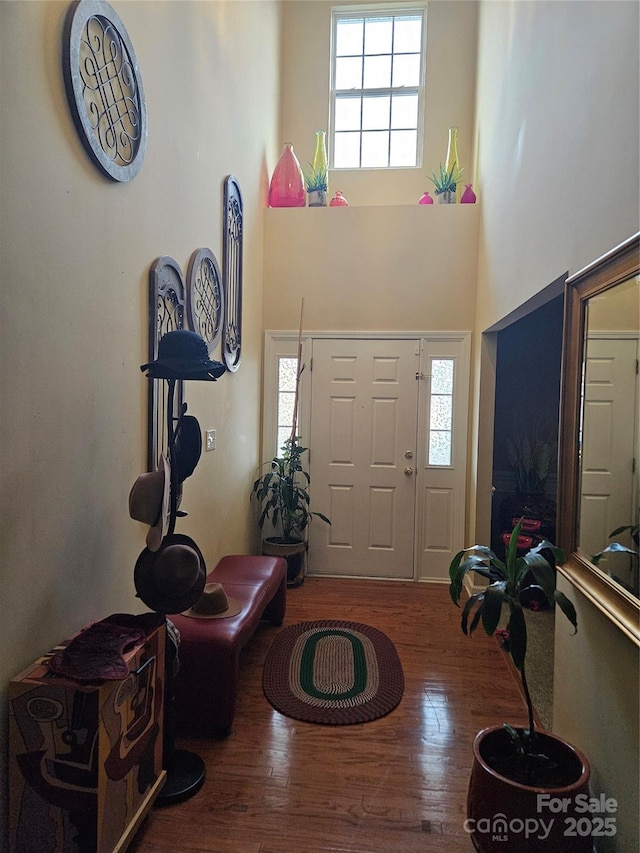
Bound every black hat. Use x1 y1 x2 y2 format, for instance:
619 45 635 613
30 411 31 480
172 414 202 483
141 330 226 381
134 533 207 614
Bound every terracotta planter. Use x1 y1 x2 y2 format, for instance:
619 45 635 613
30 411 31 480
261 538 306 587
467 726 591 853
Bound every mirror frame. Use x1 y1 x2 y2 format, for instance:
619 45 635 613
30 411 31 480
557 232 640 646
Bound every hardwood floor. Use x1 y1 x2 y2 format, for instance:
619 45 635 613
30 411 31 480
130 578 528 853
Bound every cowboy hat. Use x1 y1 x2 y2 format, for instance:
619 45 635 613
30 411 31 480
181 582 242 619
134 533 206 614
140 330 226 381
172 414 202 483
128 455 171 552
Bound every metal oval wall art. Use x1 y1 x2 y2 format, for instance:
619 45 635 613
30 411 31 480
186 248 225 356
63 0 148 182
222 176 243 372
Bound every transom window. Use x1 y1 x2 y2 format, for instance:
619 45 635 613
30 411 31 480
331 6 426 169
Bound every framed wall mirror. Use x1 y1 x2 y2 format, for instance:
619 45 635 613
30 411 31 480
557 232 639 645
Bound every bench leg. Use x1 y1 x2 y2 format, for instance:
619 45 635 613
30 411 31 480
261 573 287 626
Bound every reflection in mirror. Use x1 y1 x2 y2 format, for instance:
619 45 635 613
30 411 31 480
578 276 639 597
558 233 640 645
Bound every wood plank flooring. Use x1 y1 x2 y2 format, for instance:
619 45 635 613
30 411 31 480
129 578 528 853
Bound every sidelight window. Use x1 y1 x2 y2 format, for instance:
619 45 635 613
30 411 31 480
428 358 454 466
277 357 299 454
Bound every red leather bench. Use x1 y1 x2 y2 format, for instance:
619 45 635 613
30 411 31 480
170 555 286 735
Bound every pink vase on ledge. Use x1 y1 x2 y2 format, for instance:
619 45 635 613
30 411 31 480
330 191 349 206
460 183 476 204
269 143 305 207
418 191 434 204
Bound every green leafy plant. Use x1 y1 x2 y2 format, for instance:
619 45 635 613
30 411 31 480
449 519 578 785
591 523 639 570
251 436 330 544
506 415 556 494
428 162 463 194
303 163 328 193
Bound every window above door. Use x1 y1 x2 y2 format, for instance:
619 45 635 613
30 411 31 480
331 5 427 169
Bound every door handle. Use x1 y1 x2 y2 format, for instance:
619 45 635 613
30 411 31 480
404 467 414 476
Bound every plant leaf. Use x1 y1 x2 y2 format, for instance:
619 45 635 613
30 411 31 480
530 538 566 565
508 601 527 669
505 518 523 579
523 556 556 606
481 581 506 637
461 592 485 635
554 590 578 633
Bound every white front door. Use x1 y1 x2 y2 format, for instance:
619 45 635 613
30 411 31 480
308 338 420 578
579 336 639 586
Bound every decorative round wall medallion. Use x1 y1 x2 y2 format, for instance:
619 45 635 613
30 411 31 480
63 0 147 182
186 248 224 355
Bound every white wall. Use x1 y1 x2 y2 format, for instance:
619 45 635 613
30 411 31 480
264 204 479 331
554 575 639 853
474 0 639 331
0 1 281 844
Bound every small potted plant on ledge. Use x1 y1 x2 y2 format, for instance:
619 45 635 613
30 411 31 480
429 162 463 203
303 163 328 207
449 519 592 853
251 436 331 587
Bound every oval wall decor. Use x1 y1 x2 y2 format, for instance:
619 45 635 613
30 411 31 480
186 248 225 355
147 256 185 472
222 176 243 371
63 0 147 182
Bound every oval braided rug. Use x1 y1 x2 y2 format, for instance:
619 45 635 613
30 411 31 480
262 620 404 725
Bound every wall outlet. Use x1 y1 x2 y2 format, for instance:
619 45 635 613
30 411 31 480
206 429 216 451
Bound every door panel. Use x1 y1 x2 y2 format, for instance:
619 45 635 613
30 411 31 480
423 487 453 550
308 339 420 578
579 337 638 587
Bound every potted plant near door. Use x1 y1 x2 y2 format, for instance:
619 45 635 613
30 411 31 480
449 519 592 853
251 436 331 586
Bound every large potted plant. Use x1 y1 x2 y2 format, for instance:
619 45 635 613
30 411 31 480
251 436 330 586
506 415 557 498
449 519 592 852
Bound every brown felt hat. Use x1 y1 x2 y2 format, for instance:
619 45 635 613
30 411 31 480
181 582 242 619
134 533 206 614
128 455 171 552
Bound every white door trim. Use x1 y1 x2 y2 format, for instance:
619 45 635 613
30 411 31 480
262 330 472 582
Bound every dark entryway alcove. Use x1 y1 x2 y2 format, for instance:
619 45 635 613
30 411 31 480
490 293 565 555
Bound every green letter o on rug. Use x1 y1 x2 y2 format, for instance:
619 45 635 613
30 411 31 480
263 620 404 725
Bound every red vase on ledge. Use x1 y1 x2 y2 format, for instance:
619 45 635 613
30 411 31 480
269 143 305 208
460 183 476 204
